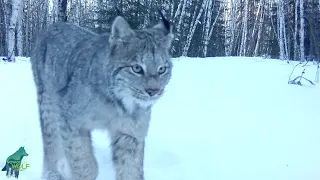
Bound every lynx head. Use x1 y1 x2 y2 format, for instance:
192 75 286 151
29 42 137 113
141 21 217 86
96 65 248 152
108 14 173 112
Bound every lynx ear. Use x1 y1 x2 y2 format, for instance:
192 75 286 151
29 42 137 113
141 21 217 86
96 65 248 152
153 10 174 49
153 10 172 35
109 16 134 48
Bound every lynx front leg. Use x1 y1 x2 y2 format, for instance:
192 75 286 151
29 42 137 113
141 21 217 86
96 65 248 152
111 133 145 180
38 94 65 180
59 124 98 180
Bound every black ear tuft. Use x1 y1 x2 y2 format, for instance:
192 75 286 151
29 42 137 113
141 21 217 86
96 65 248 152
158 9 170 32
115 7 123 16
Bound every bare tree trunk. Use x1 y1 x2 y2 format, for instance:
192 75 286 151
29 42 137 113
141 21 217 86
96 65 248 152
208 3 221 50
24 0 29 55
250 0 261 43
70 0 81 25
247 0 262 56
174 0 184 19
7 0 22 61
199 0 221 57
176 0 187 38
51 0 59 23
269 0 277 36
227 0 237 56
294 0 299 60
254 1 265 56
224 2 228 56
283 6 288 60
93 0 99 29
182 0 207 56
58 0 67 22
239 0 248 56
170 0 175 19
16 0 24 56
142 0 151 28
0 0 7 55
74 0 80 25
278 0 286 60
202 0 213 57
300 0 305 61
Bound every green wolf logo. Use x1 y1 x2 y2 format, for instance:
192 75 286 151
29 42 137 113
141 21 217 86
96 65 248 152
1 146 29 179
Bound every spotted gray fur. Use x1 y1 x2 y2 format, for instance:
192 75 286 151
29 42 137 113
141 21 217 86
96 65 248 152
30 16 174 180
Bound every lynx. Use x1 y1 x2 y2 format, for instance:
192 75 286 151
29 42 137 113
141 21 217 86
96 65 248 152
30 14 173 180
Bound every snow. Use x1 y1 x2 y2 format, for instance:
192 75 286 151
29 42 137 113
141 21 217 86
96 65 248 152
0 56 319 180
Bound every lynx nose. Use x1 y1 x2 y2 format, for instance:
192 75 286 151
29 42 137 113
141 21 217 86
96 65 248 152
145 88 160 96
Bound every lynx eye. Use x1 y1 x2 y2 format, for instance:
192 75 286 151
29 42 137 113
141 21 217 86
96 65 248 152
131 64 144 75
158 66 167 75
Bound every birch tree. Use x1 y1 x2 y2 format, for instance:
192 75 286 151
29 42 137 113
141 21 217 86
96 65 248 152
294 0 299 60
67 0 80 25
300 0 305 61
16 0 24 56
246 0 261 55
142 0 151 28
51 0 59 23
239 0 248 56
7 0 22 61
174 0 183 19
0 0 7 55
74 0 81 25
92 0 99 30
58 0 68 22
254 1 265 57
277 0 285 60
176 0 188 39
202 0 212 57
1 0 319 59
282 1 288 60
225 0 237 56
182 0 207 56
202 0 221 57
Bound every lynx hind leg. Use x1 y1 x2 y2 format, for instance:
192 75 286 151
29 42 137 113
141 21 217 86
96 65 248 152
38 93 65 180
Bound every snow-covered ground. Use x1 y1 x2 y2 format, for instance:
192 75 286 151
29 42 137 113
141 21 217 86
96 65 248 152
0 56 319 180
